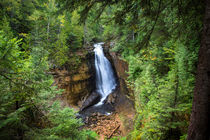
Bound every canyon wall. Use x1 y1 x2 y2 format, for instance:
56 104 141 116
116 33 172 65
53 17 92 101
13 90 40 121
51 48 95 107
51 44 133 110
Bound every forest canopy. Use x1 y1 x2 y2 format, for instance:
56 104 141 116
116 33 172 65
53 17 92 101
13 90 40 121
0 0 208 140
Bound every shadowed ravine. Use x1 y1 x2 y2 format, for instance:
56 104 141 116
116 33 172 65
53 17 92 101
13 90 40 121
52 42 135 138
77 43 135 138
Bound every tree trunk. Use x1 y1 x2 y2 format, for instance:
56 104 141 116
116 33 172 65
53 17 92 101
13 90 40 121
47 20 50 42
187 0 210 139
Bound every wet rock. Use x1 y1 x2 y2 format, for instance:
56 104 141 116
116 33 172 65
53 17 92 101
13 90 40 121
80 91 101 111
104 91 117 104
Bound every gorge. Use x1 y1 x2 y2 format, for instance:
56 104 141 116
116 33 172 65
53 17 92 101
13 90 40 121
52 42 135 137
0 0 207 139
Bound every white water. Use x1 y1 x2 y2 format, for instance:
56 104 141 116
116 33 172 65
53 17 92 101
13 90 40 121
94 43 117 105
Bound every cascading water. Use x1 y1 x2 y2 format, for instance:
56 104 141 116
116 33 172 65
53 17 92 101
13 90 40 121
94 43 117 105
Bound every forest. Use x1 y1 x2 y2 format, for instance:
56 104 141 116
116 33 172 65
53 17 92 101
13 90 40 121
0 0 209 140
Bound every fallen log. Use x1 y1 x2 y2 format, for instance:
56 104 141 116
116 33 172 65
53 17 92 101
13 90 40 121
107 124 120 139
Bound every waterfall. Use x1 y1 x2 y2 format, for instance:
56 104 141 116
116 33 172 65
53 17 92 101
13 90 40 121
94 43 117 105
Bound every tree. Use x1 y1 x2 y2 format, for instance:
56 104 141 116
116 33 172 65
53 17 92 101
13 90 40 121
0 1 98 139
0 0 35 37
187 0 210 139
57 0 207 139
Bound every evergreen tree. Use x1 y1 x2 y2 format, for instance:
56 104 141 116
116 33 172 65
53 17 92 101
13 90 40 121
56 0 205 139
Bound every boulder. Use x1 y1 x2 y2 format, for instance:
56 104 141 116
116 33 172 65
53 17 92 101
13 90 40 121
80 91 101 111
104 92 116 104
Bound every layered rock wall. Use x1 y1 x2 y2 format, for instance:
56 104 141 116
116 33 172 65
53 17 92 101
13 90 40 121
52 50 95 106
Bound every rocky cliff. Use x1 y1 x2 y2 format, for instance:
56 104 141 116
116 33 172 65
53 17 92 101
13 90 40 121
51 49 95 107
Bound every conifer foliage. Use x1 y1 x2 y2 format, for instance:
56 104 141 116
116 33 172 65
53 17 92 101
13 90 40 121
0 0 208 139
0 0 97 139
56 0 205 139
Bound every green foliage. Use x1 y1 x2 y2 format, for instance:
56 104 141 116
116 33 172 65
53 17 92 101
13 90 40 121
126 40 198 140
65 11 84 50
0 0 100 139
0 16 96 140
0 31 23 72
46 102 83 138
110 136 127 140
28 0 69 67
0 0 35 37
0 0 204 139
0 30 54 139
25 102 98 140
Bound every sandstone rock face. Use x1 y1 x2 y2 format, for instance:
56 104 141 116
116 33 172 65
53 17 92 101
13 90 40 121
52 50 95 106
109 52 131 95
